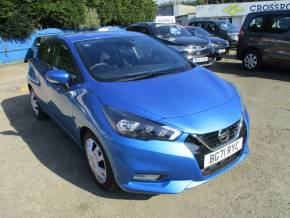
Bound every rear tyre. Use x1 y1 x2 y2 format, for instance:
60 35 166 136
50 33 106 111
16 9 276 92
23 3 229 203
29 89 47 120
242 50 261 71
83 131 116 191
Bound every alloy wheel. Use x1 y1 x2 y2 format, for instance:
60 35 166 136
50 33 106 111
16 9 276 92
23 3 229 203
244 53 258 69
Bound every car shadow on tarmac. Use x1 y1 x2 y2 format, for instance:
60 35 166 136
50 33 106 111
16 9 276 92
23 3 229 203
1 94 155 200
212 60 290 83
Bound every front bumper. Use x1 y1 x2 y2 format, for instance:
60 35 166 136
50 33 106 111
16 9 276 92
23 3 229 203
228 39 238 47
182 51 216 67
102 110 250 194
214 46 230 59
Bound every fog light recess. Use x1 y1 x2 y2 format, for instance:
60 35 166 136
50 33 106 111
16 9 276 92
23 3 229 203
133 174 162 181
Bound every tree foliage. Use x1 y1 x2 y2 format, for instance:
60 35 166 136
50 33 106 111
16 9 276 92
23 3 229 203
96 0 157 26
81 7 100 29
0 0 35 40
29 0 87 29
0 0 157 39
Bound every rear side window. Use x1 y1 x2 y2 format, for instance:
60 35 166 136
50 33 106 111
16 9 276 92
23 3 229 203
191 22 201 28
205 22 218 32
127 26 138 32
248 16 264 32
267 15 290 34
38 42 53 65
138 26 151 36
128 26 151 36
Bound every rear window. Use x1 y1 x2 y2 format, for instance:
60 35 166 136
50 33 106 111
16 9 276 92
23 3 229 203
248 16 264 32
267 15 290 34
216 21 238 31
153 24 192 38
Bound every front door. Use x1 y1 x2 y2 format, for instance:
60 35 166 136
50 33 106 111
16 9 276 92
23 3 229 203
46 40 80 136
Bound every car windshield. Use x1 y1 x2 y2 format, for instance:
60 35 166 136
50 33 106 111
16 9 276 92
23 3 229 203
216 21 238 31
153 24 192 38
75 36 193 82
191 27 213 37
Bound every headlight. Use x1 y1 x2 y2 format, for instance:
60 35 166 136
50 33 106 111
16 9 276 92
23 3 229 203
103 106 181 141
207 40 212 47
227 33 238 40
169 45 188 52
169 45 202 53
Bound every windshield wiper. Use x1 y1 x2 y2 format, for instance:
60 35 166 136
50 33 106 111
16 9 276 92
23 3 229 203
113 65 193 82
117 71 170 82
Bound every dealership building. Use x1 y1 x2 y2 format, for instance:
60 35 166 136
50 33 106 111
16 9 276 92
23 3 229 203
195 0 290 28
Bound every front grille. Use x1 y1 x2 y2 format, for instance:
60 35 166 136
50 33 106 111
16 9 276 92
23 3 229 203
214 42 227 47
185 120 247 176
196 120 241 150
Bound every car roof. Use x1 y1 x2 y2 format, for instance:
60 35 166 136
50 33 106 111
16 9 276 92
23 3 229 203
190 20 217 23
56 31 144 43
246 10 290 17
185 26 199 29
130 22 180 28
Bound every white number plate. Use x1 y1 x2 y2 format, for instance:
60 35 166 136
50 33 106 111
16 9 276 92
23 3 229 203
204 138 243 168
192 57 208 63
218 49 226 54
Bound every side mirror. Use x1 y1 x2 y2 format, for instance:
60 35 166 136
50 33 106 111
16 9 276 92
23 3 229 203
46 70 70 84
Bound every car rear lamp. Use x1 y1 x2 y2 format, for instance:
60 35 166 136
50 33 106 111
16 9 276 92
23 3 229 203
239 29 245 38
133 174 162 181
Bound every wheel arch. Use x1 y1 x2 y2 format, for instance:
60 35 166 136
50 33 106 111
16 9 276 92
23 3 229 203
242 46 262 62
79 126 105 150
80 126 91 146
80 125 119 188
28 83 32 92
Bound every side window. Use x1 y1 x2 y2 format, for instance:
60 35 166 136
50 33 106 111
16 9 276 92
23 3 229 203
54 43 77 75
128 26 151 36
196 22 202 28
248 16 264 32
267 16 290 34
127 26 138 32
38 42 53 65
139 27 151 36
206 22 217 33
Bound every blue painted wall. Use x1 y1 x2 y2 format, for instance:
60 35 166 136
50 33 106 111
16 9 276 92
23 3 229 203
0 28 64 65
0 26 125 65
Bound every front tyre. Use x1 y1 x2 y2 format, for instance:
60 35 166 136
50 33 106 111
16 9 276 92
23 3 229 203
83 131 116 191
29 89 47 120
242 50 261 71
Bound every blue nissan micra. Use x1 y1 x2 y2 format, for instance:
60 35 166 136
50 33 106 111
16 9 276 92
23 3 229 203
27 31 249 194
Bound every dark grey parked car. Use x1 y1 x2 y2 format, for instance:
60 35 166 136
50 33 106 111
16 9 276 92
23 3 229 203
189 20 239 47
186 26 229 61
127 22 216 66
237 10 290 70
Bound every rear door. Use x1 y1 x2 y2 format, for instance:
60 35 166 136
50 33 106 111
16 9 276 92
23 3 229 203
264 14 290 65
29 40 55 111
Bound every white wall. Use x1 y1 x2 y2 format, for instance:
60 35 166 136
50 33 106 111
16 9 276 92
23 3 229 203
173 5 196 16
232 16 244 28
196 0 290 18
